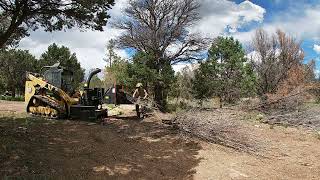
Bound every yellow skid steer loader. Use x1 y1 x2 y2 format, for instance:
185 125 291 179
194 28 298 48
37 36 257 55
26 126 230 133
25 63 107 121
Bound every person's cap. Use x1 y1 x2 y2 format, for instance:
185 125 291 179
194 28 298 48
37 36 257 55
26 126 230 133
136 83 143 88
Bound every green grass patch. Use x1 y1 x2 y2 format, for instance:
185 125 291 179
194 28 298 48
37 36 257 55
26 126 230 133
0 96 24 101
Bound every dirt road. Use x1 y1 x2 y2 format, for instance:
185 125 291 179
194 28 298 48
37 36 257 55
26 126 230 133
0 100 320 179
0 100 25 113
194 124 320 180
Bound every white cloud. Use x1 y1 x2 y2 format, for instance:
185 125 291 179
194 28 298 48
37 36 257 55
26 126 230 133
235 4 320 50
246 50 261 62
315 69 320 79
173 64 192 73
19 28 126 74
261 5 320 40
18 1 130 72
192 0 266 37
238 1 265 23
232 29 256 45
246 48 282 63
172 63 199 73
109 0 129 18
314 44 320 54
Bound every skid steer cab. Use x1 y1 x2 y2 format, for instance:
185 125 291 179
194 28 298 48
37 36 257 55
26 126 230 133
25 63 107 121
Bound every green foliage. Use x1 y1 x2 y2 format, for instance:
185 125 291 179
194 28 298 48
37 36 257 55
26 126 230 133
192 62 217 103
104 51 175 109
128 52 175 99
104 40 117 67
127 52 158 90
0 0 115 47
103 41 130 88
0 49 37 96
159 62 175 89
170 67 193 100
241 63 257 97
104 57 130 88
90 75 103 88
0 95 24 101
192 36 256 104
0 70 5 93
38 43 85 90
105 51 174 92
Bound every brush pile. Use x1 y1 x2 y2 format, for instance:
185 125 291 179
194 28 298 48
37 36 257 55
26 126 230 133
173 108 261 154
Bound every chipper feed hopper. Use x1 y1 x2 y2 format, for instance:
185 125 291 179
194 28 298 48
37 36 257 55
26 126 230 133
25 63 107 121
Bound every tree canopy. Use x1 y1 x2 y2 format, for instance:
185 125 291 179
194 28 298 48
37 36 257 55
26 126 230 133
192 36 256 105
104 56 130 88
0 49 37 96
170 66 194 101
251 29 305 95
0 0 115 48
114 0 207 109
38 43 84 90
90 75 103 89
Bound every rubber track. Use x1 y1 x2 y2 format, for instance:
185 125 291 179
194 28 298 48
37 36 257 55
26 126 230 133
31 95 66 118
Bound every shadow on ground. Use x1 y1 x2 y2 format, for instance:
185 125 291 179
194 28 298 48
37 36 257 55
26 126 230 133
0 115 202 179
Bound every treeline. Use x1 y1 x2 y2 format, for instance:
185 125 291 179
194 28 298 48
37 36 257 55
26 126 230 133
0 44 84 97
105 29 317 109
192 29 316 105
178 30 316 107
102 0 317 110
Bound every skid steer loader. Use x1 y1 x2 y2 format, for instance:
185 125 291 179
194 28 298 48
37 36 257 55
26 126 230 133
25 63 107 121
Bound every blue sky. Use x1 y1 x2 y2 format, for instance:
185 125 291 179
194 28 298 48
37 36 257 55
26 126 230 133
243 0 320 64
176 0 320 71
237 0 319 62
18 0 320 73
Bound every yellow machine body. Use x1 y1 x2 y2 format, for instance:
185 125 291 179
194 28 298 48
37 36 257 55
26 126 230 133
25 73 78 118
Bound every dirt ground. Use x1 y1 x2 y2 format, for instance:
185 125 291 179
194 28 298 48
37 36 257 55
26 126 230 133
0 101 320 179
0 100 25 113
194 124 320 180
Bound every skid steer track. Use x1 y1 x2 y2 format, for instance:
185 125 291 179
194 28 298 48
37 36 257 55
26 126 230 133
27 95 66 119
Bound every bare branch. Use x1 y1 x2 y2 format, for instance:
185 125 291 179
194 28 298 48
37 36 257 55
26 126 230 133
251 28 305 95
114 0 205 64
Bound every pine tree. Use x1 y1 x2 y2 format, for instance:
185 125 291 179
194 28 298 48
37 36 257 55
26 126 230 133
192 37 256 105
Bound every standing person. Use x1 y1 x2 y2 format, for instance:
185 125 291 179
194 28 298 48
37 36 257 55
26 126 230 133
133 83 148 118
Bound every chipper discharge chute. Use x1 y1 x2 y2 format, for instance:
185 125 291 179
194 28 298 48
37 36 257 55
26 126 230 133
25 63 107 121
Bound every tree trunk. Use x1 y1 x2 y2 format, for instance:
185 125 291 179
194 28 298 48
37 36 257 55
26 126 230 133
0 38 7 49
154 81 166 111
11 87 16 97
219 96 223 108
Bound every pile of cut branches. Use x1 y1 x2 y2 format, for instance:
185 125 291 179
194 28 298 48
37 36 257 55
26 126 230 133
173 108 261 154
